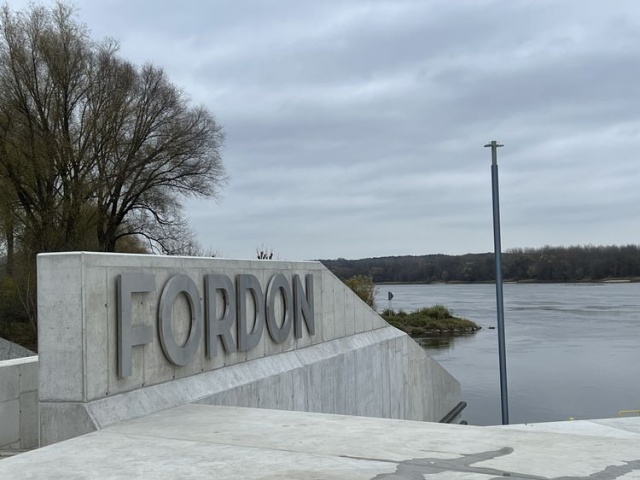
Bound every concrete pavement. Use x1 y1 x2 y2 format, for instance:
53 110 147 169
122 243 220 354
499 416 640 439
1 404 639 479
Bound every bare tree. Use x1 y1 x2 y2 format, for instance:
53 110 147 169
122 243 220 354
0 2 226 256
256 244 274 260
0 3 96 254
87 55 226 252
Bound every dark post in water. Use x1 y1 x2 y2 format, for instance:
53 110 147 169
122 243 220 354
484 140 509 425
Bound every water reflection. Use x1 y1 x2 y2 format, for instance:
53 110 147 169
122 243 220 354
416 336 451 350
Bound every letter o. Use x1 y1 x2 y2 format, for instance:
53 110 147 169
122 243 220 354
158 274 204 366
266 274 292 344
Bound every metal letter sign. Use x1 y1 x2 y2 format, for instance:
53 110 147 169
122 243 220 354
293 274 315 338
158 274 204 366
236 274 265 352
116 271 316 378
204 274 237 357
117 273 155 378
266 273 293 344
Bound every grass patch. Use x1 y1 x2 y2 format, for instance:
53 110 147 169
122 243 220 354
381 304 480 337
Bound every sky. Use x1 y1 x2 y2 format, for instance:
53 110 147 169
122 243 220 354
6 0 640 260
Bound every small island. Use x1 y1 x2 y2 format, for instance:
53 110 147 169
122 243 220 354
381 305 480 337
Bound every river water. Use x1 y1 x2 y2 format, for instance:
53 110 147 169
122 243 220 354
374 282 640 426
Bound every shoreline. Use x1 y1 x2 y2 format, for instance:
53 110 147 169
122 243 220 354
376 278 639 286
381 306 481 338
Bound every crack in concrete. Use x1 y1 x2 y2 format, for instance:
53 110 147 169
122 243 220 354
366 447 640 480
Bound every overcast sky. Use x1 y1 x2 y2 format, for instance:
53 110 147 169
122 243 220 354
8 0 640 260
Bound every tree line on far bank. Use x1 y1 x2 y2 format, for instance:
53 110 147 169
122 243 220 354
321 244 640 284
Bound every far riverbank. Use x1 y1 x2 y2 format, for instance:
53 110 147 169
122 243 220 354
375 277 640 286
322 245 640 285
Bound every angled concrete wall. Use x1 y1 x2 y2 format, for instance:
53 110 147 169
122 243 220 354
0 356 38 450
37 252 460 446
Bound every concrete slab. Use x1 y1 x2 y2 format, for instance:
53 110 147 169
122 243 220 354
0 361 20 403
0 357 39 450
2 404 640 479
0 399 19 448
0 338 35 361
498 416 640 439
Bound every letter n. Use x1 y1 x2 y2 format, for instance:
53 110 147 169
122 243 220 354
293 274 315 338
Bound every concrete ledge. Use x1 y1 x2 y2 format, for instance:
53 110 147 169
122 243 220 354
40 326 460 445
3 405 640 479
497 416 640 439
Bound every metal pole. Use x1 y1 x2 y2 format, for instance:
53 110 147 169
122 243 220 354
484 140 509 425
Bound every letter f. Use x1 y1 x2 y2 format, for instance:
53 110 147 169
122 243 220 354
117 273 155 377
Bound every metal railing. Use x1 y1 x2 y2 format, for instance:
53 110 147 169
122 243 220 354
617 410 640 417
439 401 468 424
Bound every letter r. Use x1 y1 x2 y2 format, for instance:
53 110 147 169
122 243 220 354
117 273 155 378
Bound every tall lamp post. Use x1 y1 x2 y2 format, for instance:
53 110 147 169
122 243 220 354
484 140 509 425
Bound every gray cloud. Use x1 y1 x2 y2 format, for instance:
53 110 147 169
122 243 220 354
10 0 639 259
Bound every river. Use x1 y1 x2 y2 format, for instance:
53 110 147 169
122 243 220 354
374 282 640 426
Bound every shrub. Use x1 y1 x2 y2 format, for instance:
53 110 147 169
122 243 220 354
343 275 376 309
381 305 479 337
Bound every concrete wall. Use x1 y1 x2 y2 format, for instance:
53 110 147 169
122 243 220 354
37 252 460 446
0 356 38 450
